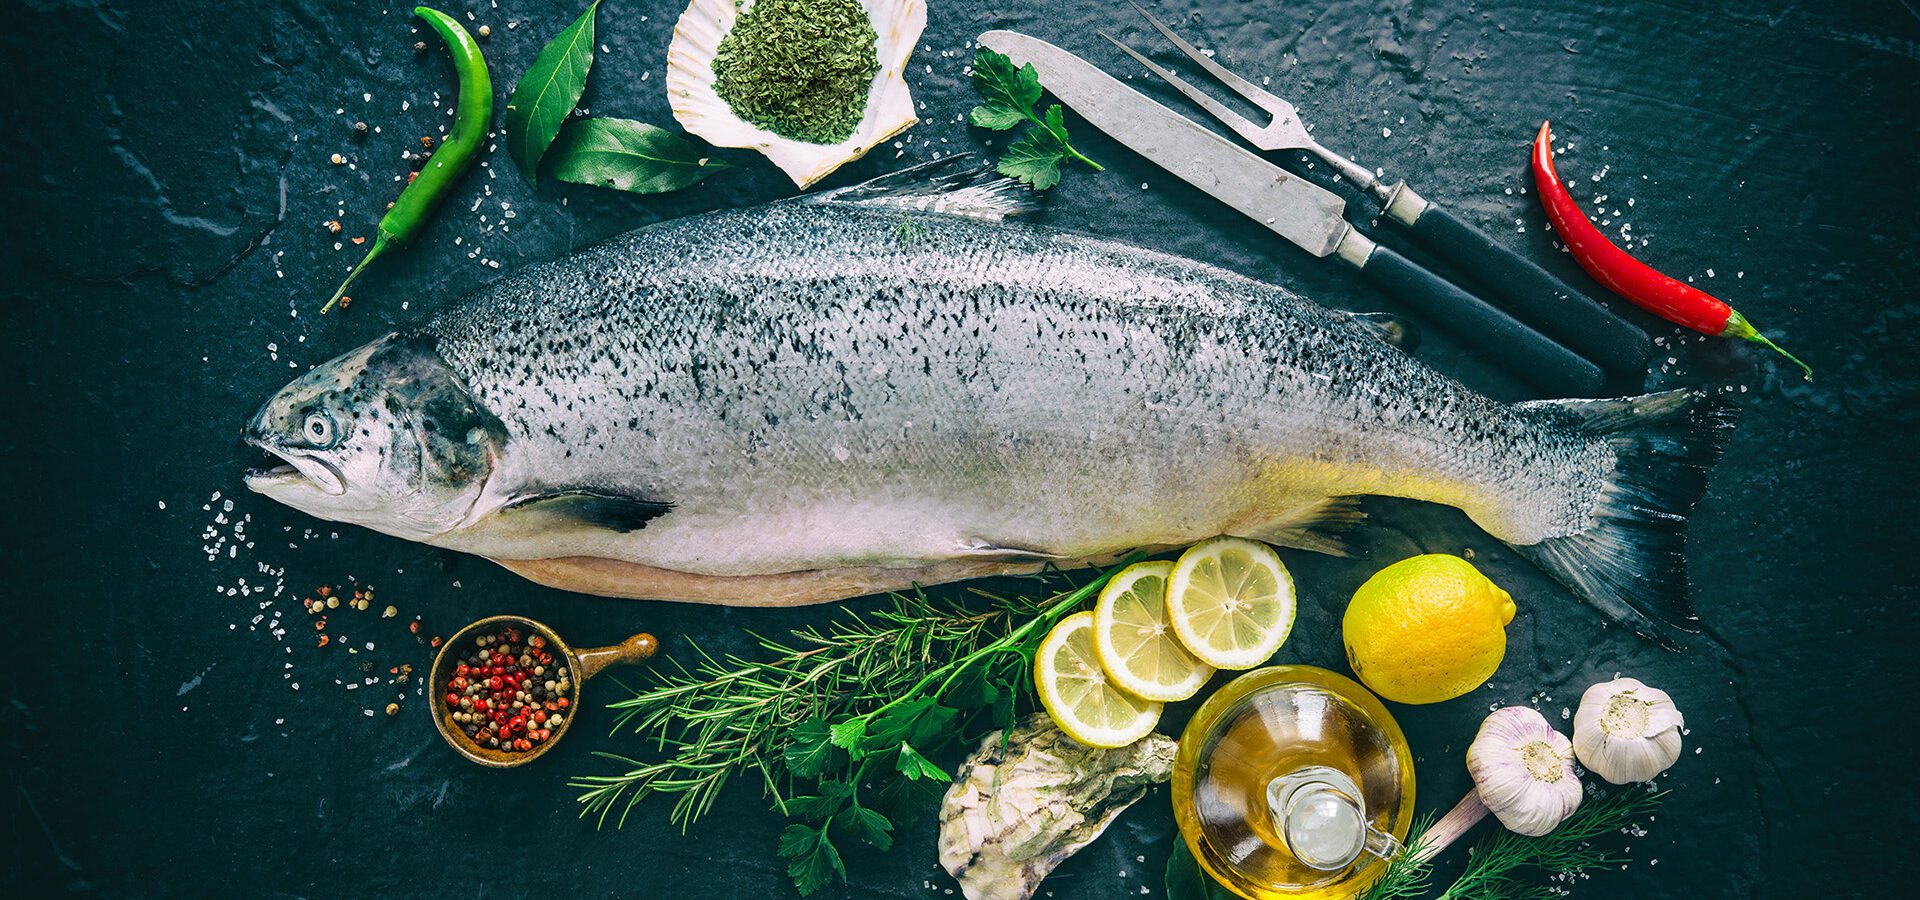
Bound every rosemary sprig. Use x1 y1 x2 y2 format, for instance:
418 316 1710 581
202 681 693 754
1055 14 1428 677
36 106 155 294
570 590 1012 828
573 560 1140 895
570 558 1137 875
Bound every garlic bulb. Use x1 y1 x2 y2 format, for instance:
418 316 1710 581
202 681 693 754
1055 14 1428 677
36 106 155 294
1465 706 1582 837
1573 677 1685 784
667 0 925 189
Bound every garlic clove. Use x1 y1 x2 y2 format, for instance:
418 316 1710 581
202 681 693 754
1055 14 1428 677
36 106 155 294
1572 677 1685 785
1466 706 1582 837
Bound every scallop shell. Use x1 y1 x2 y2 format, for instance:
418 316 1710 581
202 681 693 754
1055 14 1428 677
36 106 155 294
667 0 925 190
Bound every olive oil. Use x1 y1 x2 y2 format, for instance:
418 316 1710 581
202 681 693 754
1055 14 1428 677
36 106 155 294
1173 666 1416 900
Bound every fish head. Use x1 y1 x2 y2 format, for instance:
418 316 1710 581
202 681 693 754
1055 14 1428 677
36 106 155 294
243 333 504 541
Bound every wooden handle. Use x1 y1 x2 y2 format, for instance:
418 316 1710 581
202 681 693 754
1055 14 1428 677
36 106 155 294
574 632 659 682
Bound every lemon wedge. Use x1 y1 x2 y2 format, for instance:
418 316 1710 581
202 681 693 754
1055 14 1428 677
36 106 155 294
1034 611 1163 748
1092 561 1214 701
1166 537 1296 670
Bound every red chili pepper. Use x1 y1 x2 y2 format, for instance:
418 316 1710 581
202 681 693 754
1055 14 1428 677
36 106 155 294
1531 121 1811 380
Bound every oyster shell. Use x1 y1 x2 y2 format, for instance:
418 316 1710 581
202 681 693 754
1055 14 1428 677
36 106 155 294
937 714 1177 900
666 0 925 189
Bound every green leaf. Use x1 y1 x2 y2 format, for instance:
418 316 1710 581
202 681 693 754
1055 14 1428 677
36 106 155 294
862 697 935 752
505 0 601 184
828 717 867 752
777 823 846 897
894 741 951 782
969 48 1042 130
872 765 946 825
545 117 729 194
996 125 1067 191
908 703 961 751
1040 103 1073 145
785 780 853 822
834 803 895 851
968 104 1027 131
1166 839 1239 900
785 716 837 778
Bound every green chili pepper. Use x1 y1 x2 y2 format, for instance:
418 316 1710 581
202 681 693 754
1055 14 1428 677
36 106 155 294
323 7 493 314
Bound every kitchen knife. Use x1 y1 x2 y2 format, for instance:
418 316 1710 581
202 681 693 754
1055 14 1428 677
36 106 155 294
977 30 1604 397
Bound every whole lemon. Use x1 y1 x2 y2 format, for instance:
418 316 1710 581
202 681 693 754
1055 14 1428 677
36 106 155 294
1343 554 1516 704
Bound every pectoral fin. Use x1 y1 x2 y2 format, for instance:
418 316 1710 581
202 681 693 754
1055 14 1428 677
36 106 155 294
1230 496 1367 557
954 539 1066 561
497 491 674 534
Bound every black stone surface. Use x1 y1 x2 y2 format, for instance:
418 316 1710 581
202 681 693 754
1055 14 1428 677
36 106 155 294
4 1 1915 897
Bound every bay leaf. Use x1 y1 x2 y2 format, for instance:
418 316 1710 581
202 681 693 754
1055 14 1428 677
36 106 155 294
546 117 729 194
505 0 600 184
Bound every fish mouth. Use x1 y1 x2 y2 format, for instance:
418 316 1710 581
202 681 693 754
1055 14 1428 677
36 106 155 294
244 439 347 496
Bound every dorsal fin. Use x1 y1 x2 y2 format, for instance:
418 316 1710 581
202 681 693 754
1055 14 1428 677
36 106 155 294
1342 311 1422 352
810 154 1036 222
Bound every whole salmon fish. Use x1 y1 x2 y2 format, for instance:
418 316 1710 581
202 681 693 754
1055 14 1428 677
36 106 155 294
245 163 1735 639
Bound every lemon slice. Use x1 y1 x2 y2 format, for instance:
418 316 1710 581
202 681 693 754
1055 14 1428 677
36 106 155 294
1166 537 1296 669
1035 611 1163 748
1093 561 1215 701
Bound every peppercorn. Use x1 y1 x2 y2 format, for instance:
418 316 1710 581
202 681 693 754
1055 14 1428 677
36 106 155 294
386 702 399 716
477 24 491 39
326 596 339 609
329 152 346 165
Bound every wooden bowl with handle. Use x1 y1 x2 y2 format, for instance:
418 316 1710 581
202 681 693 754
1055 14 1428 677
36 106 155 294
429 614 657 768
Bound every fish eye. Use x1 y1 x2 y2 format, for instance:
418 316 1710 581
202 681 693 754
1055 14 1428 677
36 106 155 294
303 412 336 447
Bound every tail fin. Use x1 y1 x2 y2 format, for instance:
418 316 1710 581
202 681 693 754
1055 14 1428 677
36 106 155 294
1508 390 1741 648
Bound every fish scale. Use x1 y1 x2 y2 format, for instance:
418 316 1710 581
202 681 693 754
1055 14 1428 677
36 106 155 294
246 172 1735 640
423 201 1576 568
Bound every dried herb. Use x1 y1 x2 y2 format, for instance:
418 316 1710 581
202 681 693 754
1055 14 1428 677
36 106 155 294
968 47 1102 190
505 0 601 184
546 118 729 194
711 0 880 144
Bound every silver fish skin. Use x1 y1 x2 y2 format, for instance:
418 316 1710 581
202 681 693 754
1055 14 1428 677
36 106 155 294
245 170 1734 637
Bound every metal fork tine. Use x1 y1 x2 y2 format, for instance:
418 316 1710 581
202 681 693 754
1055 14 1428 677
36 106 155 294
1128 1 1290 115
1100 33 1273 148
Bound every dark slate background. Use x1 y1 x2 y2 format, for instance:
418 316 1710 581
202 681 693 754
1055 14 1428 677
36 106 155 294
4 0 1915 897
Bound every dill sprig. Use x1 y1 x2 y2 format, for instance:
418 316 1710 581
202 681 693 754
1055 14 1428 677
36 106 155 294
1437 788 1666 900
1356 813 1437 900
1359 787 1666 900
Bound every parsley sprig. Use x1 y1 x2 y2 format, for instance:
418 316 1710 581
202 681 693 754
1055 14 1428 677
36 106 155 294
969 48 1103 190
572 559 1138 895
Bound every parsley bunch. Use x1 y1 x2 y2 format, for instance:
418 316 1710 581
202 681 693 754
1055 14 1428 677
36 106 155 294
573 560 1137 895
968 47 1104 189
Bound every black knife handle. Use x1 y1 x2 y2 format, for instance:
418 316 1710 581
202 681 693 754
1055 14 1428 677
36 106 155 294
1349 240 1605 397
1383 186 1650 380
